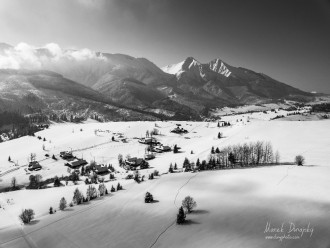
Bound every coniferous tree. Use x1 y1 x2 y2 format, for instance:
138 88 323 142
73 188 83 205
59 197 67 210
183 157 190 168
54 176 61 187
211 146 215 154
173 144 178 153
176 207 186 224
134 171 140 183
145 192 154 203
174 163 178 170
228 152 236 165
49 207 53 214
196 158 201 169
215 147 220 153
169 163 174 173
8 156 11 162
201 160 207 170
111 185 116 192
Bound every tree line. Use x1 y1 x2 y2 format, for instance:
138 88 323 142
208 141 279 167
173 141 280 172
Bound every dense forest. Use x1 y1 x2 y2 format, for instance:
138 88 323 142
311 103 330 113
0 111 48 141
0 111 29 128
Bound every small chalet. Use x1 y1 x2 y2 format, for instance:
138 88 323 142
125 157 149 170
144 153 155 160
218 121 226 127
152 145 171 153
94 164 109 174
65 159 88 168
170 125 188 134
138 137 158 145
60 151 74 160
28 161 42 171
161 145 171 152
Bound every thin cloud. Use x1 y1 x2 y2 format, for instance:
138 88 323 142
0 43 107 69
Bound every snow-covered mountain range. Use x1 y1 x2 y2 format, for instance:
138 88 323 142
0 43 314 120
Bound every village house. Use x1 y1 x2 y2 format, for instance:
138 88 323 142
152 145 171 153
170 124 188 134
60 151 74 160
125 157 149 170
218 121 226 127
28 161 42 171
138 137 159 145
94 164 109 174
65 159 88 168
144 153 155 160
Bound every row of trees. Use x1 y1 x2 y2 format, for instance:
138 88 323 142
209 141 279 167
72 183 122 205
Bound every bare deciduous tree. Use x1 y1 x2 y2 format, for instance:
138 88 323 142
29 153 36 162
182 196 197 213
295 155 305 166
11 177 17 189
275 150 280 164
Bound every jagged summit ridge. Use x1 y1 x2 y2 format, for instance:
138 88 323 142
162 57 231 78
209 59 231 77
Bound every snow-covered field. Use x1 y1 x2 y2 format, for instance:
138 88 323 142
0 115 330 248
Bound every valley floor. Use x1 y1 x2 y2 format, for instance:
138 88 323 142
0 118 330 248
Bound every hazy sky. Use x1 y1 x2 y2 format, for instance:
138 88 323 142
0 0 329 93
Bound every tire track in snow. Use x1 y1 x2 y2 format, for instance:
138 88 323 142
276 146 316 186
148 173 198 248
147 123 245 248
0 182 137 246
173 173 198 208
147 221 176 248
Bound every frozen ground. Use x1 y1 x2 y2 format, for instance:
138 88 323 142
0 116 330 248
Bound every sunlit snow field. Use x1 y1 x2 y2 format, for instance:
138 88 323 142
0 114 330 248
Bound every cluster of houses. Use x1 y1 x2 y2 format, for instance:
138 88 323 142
60 150 111 175
138 136 172 162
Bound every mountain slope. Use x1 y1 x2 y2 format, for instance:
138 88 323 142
0 69 165 121
0 43 314 118
161 57 313 111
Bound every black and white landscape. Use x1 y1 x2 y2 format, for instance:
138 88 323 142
0 1 330 248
